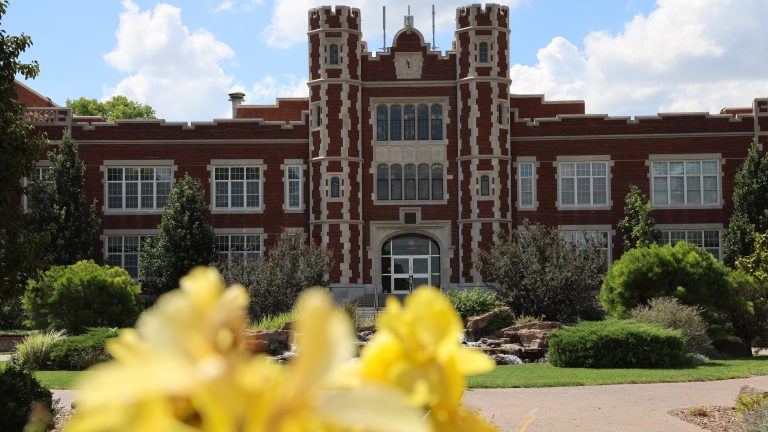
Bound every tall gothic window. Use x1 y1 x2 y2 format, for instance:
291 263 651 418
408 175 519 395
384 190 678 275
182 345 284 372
389 105 402 141
417 104 429 140
430 104 443 140
376 105 388 141
403 105 416 140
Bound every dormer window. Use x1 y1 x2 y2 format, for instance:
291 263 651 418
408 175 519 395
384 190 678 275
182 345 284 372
479 41 489 63
329 43 340 65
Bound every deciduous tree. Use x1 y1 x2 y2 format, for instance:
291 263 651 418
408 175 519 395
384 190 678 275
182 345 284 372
0 0 47 299
66 95 156 120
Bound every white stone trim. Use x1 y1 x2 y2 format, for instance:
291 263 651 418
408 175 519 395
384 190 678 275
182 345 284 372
102 159 175 166
649 153 722 161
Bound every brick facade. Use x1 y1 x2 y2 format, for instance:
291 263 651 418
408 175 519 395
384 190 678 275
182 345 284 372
19 4 768 299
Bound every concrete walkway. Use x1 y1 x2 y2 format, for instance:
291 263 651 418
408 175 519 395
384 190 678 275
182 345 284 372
464 375 768 432
52 376 768 431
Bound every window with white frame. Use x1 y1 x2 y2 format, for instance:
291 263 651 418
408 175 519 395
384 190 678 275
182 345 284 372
375 103 444 142
658 230 721 259
518 162 535 209
285 165 302 209
376 163 444 201
559 161 608 207
478 41 489 63
216 234 262 262
652 160 719 206
22 165 50 211
562 230 611 269
480 175 491 197
105 234 151 278
213 166 261 210
106 167 172 210
329 175 341 198
328 43 340 65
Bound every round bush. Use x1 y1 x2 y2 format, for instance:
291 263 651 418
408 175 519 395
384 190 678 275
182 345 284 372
0 365 54 431
549 320 685 368
630 297 711 354
445 287 499 319
23 260 142 334
599 242 732 318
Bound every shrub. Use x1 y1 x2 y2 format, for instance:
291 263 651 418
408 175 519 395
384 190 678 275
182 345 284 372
599 242 733 318
340 299 360 328
477 223 606 322
219 233 333 320
23 260 142 334
737 392 768 416
548 319 685 368
0 365 54 432
10 329 65 371
445 287 499 319
630 297 711 354
742 405 768 432
46 327 119 371
0 295 26 329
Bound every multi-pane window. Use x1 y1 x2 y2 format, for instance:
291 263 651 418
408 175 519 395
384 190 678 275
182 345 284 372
216 234 262 262
106 167 172 210
106 235 149 278
214 166 261 209
314 105 322 128
478 41 489 63
652 160 719 206
328 43 339 65
286 165 302 209
376 163 444 201
22 166 50 211
658 230 721 259
518 162 535 208
562 230 611 268
559 162 608 207
374 103 444 142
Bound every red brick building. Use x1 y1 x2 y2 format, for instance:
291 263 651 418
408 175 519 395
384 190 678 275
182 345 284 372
19 4 768 302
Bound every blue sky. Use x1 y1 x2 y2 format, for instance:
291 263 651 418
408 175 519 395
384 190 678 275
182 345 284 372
7 0 768 120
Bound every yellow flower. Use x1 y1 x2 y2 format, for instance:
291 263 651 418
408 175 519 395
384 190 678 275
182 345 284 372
66 268 428 432
359 286 497 431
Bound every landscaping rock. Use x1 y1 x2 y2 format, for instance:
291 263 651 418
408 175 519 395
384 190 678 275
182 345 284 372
739 385 768 399
243 330 291 355
497 321 562 350
466 310 498 333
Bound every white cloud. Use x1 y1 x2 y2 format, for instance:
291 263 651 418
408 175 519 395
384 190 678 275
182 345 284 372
263 0 521 49
511 0 768 115
212 0 263 14
103 1 235 120
232 74 309 104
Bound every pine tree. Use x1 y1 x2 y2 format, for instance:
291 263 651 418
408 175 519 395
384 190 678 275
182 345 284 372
723 141 768 266
26 129 100 265
139 174 216 296
618 185 660 250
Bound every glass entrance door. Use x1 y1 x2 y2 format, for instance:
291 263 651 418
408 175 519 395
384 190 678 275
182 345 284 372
382 234 441 294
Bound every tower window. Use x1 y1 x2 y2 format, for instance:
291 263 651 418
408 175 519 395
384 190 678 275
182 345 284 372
329 43 340 65
330 176 341 198
479 42 489 63
480 175 490 196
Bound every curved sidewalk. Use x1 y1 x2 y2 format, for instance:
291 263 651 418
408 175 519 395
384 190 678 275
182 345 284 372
464 375 768 431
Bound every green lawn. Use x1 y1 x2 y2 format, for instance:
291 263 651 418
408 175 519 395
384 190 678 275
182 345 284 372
469 357 768 388
1 360 81 389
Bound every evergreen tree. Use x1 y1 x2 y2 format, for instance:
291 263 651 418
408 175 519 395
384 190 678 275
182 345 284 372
723 141 768 266
140 174 216 296
618 185 661 250
0 0 48 299
26 129 100 265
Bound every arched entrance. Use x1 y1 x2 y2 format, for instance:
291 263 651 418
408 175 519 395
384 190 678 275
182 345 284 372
381 234 440 293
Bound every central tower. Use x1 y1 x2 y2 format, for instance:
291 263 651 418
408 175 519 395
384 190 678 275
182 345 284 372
308 6 364 288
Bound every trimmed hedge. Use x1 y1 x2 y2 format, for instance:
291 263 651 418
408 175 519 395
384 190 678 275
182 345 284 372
0 365 54 431
549 320 685 368
45 327 119 371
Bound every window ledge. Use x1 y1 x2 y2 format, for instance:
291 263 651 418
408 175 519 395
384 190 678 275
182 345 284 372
104 210 163 215
374 200 448 206
556 205 612 211
283 208 305 213
210 208 264 214
652 204 723 210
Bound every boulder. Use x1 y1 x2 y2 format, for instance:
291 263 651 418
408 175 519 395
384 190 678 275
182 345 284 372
243 330 291 355
496 321 562 350
466 310 498 333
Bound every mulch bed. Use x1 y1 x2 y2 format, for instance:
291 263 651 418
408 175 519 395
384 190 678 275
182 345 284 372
669 405 740 432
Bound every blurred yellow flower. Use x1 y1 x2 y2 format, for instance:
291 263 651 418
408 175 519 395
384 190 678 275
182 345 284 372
359 286 497 431
65 267 427 432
